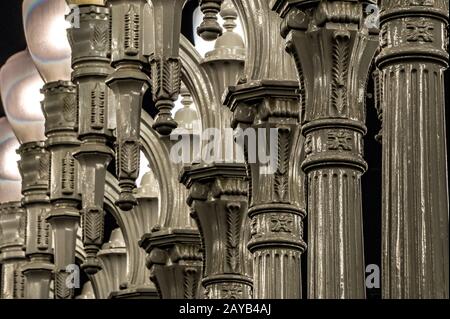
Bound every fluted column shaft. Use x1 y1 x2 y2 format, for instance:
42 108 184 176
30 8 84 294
181 164 253 299
376 0 449 299
273 0 378 298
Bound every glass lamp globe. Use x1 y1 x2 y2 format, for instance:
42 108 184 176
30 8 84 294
0 50 45 144
22 0 72 83
0 117 22 203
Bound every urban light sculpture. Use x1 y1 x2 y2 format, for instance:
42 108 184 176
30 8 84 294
0 0 449 301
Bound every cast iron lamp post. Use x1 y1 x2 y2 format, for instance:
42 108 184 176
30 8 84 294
22 0 83 299
65 0 115 276
0 118 26 299
224 0 307 299
375 0 449 298
180 0 253 299
272 0 379 298
0 50 54 299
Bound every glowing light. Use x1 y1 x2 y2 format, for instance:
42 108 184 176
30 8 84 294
22 0 72 82
0 50 45 144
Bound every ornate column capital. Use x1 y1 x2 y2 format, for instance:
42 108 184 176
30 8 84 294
140 229 203 299
180 163 253 299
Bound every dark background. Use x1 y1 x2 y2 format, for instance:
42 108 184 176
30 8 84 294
0 0 448 299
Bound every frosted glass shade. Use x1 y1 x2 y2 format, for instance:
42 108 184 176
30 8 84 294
0 50 45 144
23 0 72 82
0 117 22 203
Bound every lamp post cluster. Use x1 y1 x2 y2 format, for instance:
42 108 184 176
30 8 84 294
0 0 448 299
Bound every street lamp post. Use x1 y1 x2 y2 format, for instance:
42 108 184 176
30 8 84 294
272 0 379 298
66 1 115 276
0 50 54 299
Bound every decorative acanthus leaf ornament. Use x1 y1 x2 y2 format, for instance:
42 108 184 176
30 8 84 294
92 23 109 51
83 208 104 245
226 203 241 272
124 4 140 55
90 83 106 130
274 127 291 203
331 31 350 115
118 140 140 178
183 267 200 299
62 94 77 124
61 152 75 195
37 211 50 250
221 283 243 299
38 152 50 184
13 268 25 299
151 57 182 100
55 271 71 300
148 0 188 135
